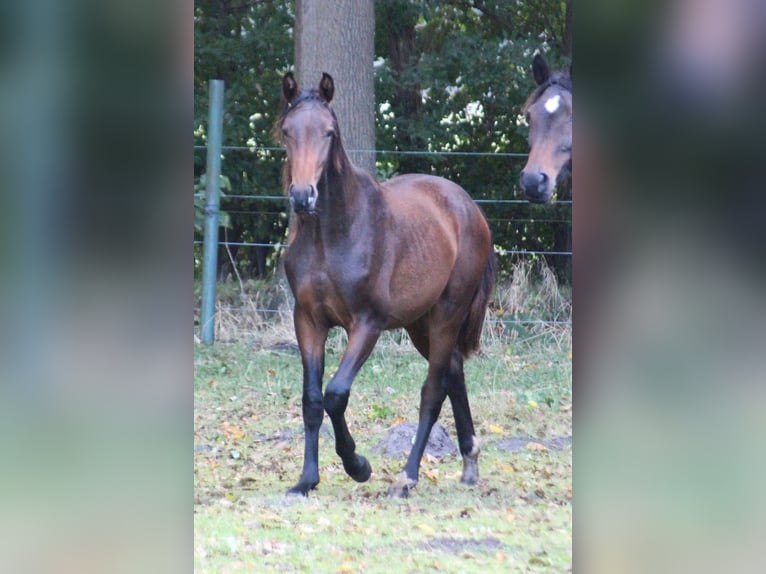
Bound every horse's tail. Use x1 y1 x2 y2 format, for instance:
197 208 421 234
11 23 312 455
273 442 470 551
458 247 496 358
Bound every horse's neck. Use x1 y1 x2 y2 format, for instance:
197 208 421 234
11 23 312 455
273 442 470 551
317 168 375 240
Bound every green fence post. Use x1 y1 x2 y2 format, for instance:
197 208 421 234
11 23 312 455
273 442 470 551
200 80 224 344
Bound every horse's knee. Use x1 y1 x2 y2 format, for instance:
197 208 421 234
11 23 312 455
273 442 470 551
303 389 324 427
323 390 349 417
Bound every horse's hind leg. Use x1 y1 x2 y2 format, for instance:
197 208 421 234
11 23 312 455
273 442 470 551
323 323 381 483
388 330 455 498
445 351 480 485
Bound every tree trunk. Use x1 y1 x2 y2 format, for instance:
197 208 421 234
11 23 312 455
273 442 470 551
295 0 376 176
385 7 429 174
562 0 572 58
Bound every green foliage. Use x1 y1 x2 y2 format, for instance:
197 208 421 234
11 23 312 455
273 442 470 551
374 1 572 277
194 0 571 279
194 0 294 276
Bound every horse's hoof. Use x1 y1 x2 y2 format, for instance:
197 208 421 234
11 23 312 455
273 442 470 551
460 463 479 486
460 473 479 486
460 443 480 485
387 484 410 498
387 473 416 498
286 481 317 496
345 456 372 483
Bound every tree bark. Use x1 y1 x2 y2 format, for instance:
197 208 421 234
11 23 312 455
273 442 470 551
562 0 572 58
385 7 429 174
295 0 376 175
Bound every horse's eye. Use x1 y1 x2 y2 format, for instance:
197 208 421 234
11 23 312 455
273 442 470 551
559 145 572 153
281 128 289 139
325 130 334 139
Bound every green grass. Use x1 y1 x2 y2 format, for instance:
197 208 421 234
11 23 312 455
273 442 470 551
194 336 571 573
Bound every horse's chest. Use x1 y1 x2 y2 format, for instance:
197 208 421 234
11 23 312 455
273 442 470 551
285 248 367 324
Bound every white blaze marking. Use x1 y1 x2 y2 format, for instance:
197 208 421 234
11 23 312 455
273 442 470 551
544 95 561 113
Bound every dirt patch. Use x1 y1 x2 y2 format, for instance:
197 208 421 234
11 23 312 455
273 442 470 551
495 435 572 452
371 423 458 458
423 536 504 554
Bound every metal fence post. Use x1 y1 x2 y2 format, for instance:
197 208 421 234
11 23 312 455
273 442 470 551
200 80 224 344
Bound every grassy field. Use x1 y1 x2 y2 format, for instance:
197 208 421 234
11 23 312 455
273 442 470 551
195 335 571 572
194 264 571 573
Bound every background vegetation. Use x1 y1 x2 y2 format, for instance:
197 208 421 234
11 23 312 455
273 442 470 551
193 0 572 281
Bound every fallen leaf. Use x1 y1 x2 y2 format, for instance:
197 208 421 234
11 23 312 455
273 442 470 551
221 422 245 440
489 424 504 434
526 442 548 451
417 523 435 535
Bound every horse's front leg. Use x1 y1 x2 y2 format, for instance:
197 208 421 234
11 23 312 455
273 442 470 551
287 311 329 496
323 323 381 483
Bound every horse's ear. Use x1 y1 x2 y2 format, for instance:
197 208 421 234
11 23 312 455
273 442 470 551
319 73 334 103
283 71 298 102
532 53 550 86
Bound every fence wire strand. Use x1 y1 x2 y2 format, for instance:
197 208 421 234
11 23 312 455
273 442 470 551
195 143 572 336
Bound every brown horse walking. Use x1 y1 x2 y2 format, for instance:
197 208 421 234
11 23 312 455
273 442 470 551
520 54 572 204
275 72 495 498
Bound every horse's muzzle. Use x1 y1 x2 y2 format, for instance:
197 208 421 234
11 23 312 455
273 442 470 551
519 171 553 204
289 184 318 214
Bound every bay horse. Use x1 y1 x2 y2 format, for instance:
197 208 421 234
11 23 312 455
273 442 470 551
275 72 495 498
520 54 572 204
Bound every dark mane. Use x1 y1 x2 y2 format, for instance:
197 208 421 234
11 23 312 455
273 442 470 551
522 71 572 114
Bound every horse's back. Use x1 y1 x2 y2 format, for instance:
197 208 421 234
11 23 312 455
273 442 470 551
382 174 482 226
383 174 472 204
382 173 489 239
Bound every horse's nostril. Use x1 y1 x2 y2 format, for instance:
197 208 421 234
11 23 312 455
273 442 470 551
520 171 546 190
288 184 317 213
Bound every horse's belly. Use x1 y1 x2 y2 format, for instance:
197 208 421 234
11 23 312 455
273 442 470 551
381 263 453 327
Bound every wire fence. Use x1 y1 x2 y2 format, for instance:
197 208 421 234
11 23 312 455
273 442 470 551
194 142 572 333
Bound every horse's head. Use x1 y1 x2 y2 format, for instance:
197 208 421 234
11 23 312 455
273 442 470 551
276 72 341 214
520 54 572 204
